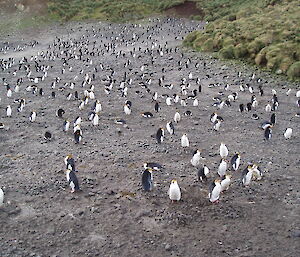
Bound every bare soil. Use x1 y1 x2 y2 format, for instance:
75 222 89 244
165 1 203 18
0 18 299 257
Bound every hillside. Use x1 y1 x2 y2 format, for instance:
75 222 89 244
184 0 300 80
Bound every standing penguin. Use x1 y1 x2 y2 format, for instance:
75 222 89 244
166 121 175 135
29 111 37 122
65 169 80 193
284 128 292 139
220 174 232 192
209 179 222 203
181 134 189 148
241 165 254 186
264 126 272 140
218 159 227 177
0 187 4 206
230 152 241 171
124 103 131 115
92 113 99 126
156 128 165 144
142 168 153 191
56 108 65 118
6 105 12 117
63 120 70 132
154 102 160 112
74 129 82 144
220 143 228 158
168 180 181 202
270 113 276 125
174 111 181 123
64 154 75 171
198 165 210 182
191 149 201 167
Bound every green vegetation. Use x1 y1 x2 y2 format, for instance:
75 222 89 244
47 0 185 22
184 0 300 80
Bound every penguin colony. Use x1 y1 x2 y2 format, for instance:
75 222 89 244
0 17 299 207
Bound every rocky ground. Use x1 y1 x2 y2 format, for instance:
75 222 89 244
0 18 299 257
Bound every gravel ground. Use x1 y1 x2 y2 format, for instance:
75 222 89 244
0 17 299 257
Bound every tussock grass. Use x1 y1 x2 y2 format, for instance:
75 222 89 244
184 0 300 80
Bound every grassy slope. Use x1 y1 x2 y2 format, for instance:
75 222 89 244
184 0 300 80
47 0 185 22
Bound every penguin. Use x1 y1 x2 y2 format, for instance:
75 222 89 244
212 117 222 131
220 143 228 158
94 100 102 113
92 113 99 126
44 131 52 140
270 113 276 125
239 103 244 112
181 134 189 148
198 165 209 182
218 159 227 177
246 102 252 111
74 129 82 144
29 111 36 122
191 149 201 167
154 102 160 112
166 121 175 135
296 90 300 98
241 165 253 186
168 180 181 202
220 174 232 192
260 121 272 130
143 162 163 171
63 120 70 132
156 128 164 144
284 128 292 139
209 179 222 203
264 126 272 140
166 96 172 106
74 116 81 126
230 153 241 171
252 113 259 120
142 168 153 191
51 91 56 98
0 187 4 206
65 169 80 193
6 105 12 117
124 103 131 115
184 110 192 116
210 112 217 123
193 98 199 106
56 108 65 118
64 154 76 171
0 123 4 129
252 164 263 181
141 112 153 118
7 88 12 98
174 111 181 123
265 104 271 112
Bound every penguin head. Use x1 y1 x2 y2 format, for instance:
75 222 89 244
171 179 177 184
214 178 221 184
225 174 232 179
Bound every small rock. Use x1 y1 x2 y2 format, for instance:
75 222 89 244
291 230 300 237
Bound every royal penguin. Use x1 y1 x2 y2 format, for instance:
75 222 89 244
141 112 153 118
166 121 175 135
64 154 76 171
6 105 12 117
29 111 36 122
270 113 276 125
220 174 232 192
210 112 217 123
209 179 222 203
181 134 189 148
198 165 210 182
154 102 160 112
124 103 131 115
143 162 163 171
284 128 292 139
56 108 65 118
142 168 153 191
191 149 201 167
0 188 4 206
264 126 272 140
63 120 70 132
252 164 263 181
92 113 99 126
74 116 82 127
168 180 181 202
174 111 181 123
65 169 80 193
220 143 228 158
230 153 241 171
218 159 227 177
156 128 165 144
265 104 271 112
44 131 52 140
241 165 254 186
74 129 82 144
